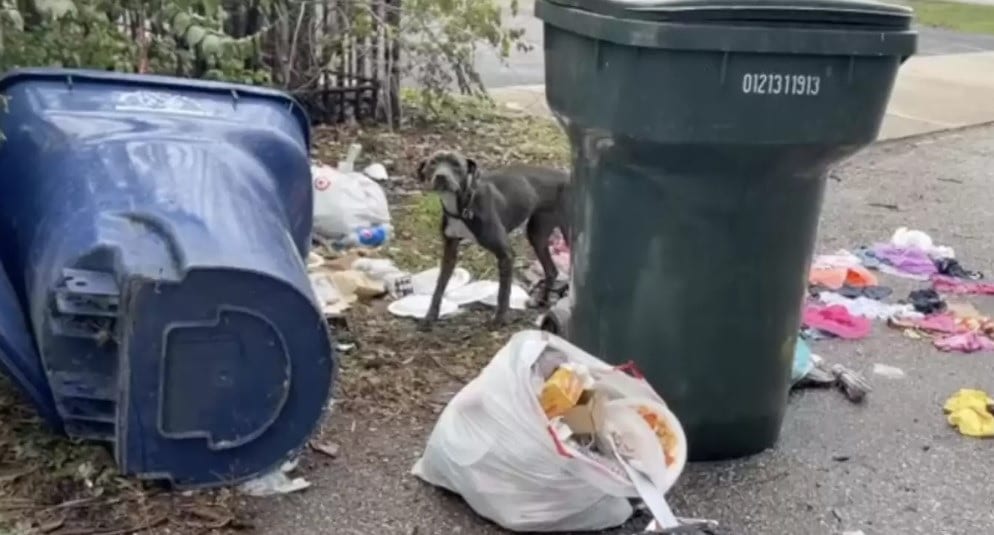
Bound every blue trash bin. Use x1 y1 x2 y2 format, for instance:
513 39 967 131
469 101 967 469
0 69 334 487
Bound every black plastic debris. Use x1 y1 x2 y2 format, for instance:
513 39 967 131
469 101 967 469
908 289 946 315
935 258 984 280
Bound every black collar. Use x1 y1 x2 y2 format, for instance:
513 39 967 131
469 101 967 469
443 176 478 221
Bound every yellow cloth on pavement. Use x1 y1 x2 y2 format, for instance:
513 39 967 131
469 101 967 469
944 389 994 438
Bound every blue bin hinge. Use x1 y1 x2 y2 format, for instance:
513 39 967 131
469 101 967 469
51 268 120 342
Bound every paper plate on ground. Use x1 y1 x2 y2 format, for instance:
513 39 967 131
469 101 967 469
388 294 458 319
444 280 499 306
447 281 529 310
412 267 471 296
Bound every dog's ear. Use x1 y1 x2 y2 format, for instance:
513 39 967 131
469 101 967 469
415 158 429 183
466 158 478 179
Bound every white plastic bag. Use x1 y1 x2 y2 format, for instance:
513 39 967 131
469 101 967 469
312 164 391 240
412 330 686 532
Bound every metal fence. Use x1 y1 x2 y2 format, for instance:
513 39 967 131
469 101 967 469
226 0 402 126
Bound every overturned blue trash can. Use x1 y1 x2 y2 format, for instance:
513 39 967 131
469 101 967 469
0 69 334 487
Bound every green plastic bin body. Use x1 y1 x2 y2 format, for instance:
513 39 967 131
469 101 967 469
537 0 917 461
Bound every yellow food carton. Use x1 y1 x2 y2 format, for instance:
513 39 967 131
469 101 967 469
540 367 584 418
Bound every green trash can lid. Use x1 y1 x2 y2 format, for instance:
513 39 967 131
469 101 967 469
543 0 912 29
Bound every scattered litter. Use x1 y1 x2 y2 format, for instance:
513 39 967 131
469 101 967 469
309 271 357 317
831 364 872 403
906 312 963 334
872 364 906 379
818 292 920 321
538 292 573 337
934 332 994 353
834 284 893 301
445 280 499 306
307 252 325 270
908 288 946 315
944 389 994 438
362 162 390 182
809 265 877 290
387 294 459 319
412 331 688 532
310 440 341 458
480 283 530 311
411 266 472 296
445 280 530 310
327 270 386 300
645 517 719 533
312 162 392 248
869 244 938 279
891 227 954 259
935 258 983 280
802 304 872 340
352 258 413 298
933 275 994 296
812 250 863 270
791 338 814 386
793 353 871 403
800 326 835 341
239 460 311 496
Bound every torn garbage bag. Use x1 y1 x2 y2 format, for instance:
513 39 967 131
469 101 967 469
412 331 686 533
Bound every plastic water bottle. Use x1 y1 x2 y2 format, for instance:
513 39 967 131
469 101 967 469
334 224 390 249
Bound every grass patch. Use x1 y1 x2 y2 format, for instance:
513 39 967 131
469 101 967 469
904 0 994 35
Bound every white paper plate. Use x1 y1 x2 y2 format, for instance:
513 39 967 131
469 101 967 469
444 280 499 306
387 294 458 319
411 267 471 296
444 280 529 310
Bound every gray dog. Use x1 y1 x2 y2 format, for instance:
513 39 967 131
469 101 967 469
416 150 571 329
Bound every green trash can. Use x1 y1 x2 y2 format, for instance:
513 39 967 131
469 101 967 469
537 0 916 460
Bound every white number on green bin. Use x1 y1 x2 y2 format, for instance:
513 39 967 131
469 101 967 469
741 73 820 96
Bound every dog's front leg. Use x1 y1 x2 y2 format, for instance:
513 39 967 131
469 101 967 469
420 237 460 331
494 251 514 326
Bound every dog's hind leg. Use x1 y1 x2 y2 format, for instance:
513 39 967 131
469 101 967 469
476 223 514 327
526 212 559 307
421 237 460 330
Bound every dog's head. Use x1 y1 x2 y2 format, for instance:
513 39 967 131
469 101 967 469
416 150 478 194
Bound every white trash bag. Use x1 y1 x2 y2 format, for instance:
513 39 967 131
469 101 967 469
312 163 391 241
412 330 686 533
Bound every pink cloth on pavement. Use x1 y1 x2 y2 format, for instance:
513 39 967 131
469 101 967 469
802 304 872 340
934 333 994 353
913 312 965 334
933 275 994 295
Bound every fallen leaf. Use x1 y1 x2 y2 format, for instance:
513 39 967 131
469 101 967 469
310 440 341 458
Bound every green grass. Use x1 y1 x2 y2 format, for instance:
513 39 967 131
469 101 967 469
903 0 994 35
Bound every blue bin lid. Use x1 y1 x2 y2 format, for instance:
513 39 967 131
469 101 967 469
544 0 913 28
0 68 312 147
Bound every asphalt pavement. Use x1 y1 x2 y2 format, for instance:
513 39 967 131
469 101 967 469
251 122 994 535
